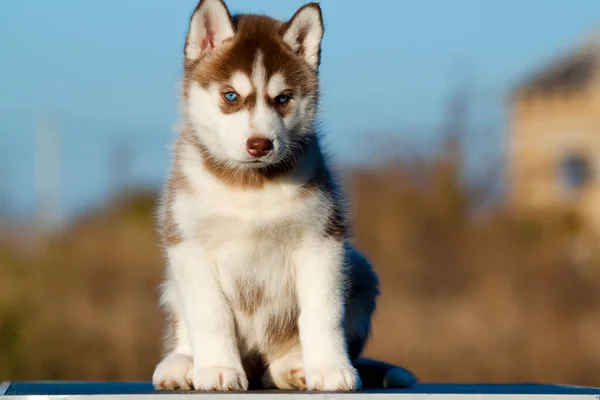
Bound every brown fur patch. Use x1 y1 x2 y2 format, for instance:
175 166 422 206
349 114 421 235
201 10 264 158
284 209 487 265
163 178 183 247
162 151 192 247
264 280 301 361
236 279 265 316
264 312 300 361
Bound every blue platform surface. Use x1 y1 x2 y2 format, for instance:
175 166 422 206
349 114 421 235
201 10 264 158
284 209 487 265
2 382 600 398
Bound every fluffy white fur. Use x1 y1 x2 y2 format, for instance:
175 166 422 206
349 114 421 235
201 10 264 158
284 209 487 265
152 0 373 392
153 140 357 390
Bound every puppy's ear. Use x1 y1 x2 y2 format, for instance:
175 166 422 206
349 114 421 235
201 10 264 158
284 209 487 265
185 0 234 61
282 3 324 70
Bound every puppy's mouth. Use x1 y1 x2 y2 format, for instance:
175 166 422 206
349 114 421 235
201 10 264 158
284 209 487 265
238 160 265 166
235 158 277 168
232 148 284 168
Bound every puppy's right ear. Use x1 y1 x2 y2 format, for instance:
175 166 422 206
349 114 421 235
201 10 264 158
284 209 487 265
185 0 234 61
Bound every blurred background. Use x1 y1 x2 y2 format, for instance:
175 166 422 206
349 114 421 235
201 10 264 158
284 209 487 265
1 0 600 386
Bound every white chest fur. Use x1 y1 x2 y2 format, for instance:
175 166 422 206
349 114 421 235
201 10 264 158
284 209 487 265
171 151 325 355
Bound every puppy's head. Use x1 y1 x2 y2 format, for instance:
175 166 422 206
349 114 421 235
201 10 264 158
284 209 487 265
182 0 324 170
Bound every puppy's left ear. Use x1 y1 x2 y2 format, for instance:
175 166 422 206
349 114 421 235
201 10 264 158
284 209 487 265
282 3 324 70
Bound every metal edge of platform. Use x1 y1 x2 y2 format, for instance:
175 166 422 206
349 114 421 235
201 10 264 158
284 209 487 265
2 393 600 400
2 383 600 399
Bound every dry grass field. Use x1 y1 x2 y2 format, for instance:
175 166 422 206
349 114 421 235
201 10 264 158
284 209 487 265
1 149 599 386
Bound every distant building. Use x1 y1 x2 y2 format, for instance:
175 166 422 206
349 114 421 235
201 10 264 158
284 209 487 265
507 30 600 232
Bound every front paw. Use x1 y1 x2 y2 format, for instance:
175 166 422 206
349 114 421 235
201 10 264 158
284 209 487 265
305 364 361 391
193 366 249 391
152 353 194 390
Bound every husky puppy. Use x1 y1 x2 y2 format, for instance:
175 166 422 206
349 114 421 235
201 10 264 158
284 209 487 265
152 0 381 391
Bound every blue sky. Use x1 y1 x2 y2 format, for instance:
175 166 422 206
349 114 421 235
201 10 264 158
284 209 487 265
1 0 600 218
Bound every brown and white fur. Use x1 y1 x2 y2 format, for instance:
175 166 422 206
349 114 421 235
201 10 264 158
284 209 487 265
152 0 380 392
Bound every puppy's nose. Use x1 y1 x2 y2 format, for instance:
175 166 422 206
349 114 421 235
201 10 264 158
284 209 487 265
246 136 273 158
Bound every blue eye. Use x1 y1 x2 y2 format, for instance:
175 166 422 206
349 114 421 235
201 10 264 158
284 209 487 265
275 94 290 104
224 92 238 102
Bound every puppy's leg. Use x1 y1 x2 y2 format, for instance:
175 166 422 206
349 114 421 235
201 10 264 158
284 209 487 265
294 236 360 391
166 241 247 391
152 280 194 390
261 345 307 390
262 246 382 391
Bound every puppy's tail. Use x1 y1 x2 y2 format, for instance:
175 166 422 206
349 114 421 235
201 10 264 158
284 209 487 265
353 357 418 389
